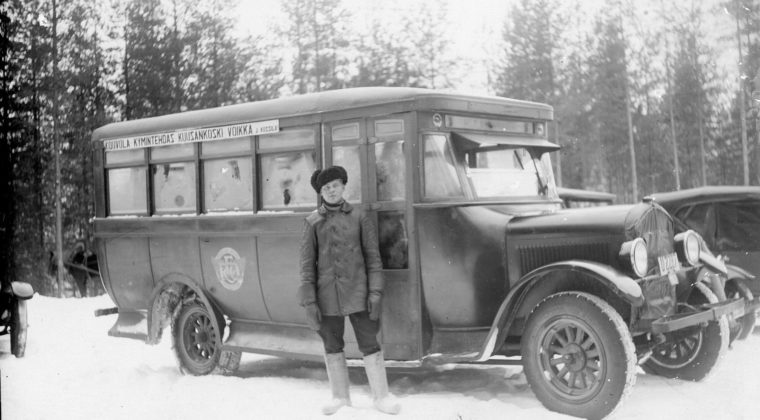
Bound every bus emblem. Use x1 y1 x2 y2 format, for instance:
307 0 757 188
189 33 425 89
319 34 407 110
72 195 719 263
212 247 245 291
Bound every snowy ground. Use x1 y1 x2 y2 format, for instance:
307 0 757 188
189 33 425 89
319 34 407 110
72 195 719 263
1 295 759 420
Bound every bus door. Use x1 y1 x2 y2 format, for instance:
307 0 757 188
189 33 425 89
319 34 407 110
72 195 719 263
325 114 417 360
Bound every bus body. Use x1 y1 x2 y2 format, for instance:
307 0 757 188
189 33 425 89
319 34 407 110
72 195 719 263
92 87 743 419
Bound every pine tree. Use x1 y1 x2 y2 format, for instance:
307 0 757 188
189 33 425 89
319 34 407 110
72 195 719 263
8 0 56 292
233 34 285 102
123 0 173 118
0 0 25 285
589 4 632 200
280 0 352 93
184 0 246 109
494 0 561 103
404 0 456 89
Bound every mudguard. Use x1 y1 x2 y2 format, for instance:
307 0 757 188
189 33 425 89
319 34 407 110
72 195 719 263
10 281 34 300
146 273 223 345
726 263 756 281
475 260 643 362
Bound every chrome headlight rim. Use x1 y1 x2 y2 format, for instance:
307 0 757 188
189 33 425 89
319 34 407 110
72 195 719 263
620 237 649 278
675 230 701 266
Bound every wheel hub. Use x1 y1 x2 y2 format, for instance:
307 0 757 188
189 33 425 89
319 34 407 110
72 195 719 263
563 343 587 372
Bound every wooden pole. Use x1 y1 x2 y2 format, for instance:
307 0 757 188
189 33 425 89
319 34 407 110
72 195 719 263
736 1 750 185
52 0 65 297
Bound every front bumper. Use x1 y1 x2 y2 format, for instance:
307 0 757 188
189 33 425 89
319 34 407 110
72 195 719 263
650 298 745 334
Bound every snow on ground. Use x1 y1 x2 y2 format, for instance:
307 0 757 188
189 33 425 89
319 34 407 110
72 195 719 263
1 295 759 420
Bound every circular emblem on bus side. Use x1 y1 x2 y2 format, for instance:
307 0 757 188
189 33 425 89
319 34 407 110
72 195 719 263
212 247 245 291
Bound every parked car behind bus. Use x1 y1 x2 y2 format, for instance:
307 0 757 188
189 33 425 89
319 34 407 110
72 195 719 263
558 187 615 208
647 186 760 340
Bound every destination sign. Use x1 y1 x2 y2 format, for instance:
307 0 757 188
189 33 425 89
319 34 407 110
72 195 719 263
103 119 280 151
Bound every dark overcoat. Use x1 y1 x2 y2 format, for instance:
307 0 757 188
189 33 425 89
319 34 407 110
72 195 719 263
298 201 384 316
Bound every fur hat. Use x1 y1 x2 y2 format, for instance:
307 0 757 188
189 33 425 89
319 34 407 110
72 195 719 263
310 166 348 193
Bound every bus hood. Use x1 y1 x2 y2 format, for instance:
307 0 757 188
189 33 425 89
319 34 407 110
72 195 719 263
506 202 676 276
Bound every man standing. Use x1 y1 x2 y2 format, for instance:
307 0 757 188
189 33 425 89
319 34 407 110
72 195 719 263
298 166 400 416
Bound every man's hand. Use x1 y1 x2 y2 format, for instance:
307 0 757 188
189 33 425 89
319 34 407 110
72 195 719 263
367 292 382 321
304 303 322 330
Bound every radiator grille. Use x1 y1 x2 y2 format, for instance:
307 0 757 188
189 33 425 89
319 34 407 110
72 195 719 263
518 242 610 274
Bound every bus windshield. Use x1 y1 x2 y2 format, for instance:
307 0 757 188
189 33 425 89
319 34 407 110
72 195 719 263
423 133 558 200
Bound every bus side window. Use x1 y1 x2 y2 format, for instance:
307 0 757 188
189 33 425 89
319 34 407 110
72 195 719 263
378 211 408 269
151 144 196 214
258 127 317 210
423 134 464 198
331 122 362 203
202 137 253 213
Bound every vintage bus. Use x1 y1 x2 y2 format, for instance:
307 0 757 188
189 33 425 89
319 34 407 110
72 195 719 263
92 87 744 419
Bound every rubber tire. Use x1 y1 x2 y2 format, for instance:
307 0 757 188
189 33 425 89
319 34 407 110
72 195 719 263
521 292 637 420
10 299 28 358
173 302 240 376
725 279 756 341
642 283 728 381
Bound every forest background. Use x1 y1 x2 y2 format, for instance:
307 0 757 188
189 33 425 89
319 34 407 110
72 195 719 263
1 0 760 294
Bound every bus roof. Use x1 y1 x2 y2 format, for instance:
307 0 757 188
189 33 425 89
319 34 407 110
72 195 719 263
91 87 553 143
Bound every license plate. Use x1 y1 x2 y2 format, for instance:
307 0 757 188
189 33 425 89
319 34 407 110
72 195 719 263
658 253 680 275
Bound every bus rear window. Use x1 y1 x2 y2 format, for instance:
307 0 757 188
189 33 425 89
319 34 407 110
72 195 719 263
107 167 147 215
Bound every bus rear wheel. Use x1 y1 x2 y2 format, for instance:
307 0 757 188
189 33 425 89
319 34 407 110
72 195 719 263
173 301 240 376
521 292 636 420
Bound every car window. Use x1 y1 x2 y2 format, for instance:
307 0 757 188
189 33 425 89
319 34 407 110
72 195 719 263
717 200 760 251
677 204 716 248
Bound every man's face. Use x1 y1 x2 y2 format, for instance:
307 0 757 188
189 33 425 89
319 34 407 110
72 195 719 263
320 179 345 204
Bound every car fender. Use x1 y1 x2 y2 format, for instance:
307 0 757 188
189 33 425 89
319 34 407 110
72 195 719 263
726 263 756 281
146 273 222 345
474 260 643 362
10 281 34 300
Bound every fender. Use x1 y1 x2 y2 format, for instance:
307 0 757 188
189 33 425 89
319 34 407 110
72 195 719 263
474 260 643 362
10 281 34 300
726 263 756 281
146 273 222 345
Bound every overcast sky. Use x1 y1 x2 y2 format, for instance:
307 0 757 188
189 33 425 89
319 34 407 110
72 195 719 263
235 0 739 100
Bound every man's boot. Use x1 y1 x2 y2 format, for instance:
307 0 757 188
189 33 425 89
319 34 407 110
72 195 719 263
323 352 351 415
363 351 400 415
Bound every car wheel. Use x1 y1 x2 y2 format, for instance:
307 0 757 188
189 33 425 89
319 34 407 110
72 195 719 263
521 292 636 420
725 279 756 341
172 301 239 376
10 298 28 358
642 282 728 381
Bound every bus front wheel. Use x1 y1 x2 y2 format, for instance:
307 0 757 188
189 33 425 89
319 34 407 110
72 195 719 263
521 291 637 420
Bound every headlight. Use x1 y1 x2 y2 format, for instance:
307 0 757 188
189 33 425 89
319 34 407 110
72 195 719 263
619 237 649 278
675 230 701 266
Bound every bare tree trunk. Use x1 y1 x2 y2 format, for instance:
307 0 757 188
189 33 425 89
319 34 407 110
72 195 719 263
698 106 706 186
123 19 130 120
313 0 321 91
555 120 562 187
665 47 680 190
626 87 637 201
620 16 637 201
52 0 65 297
736 2 750 185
